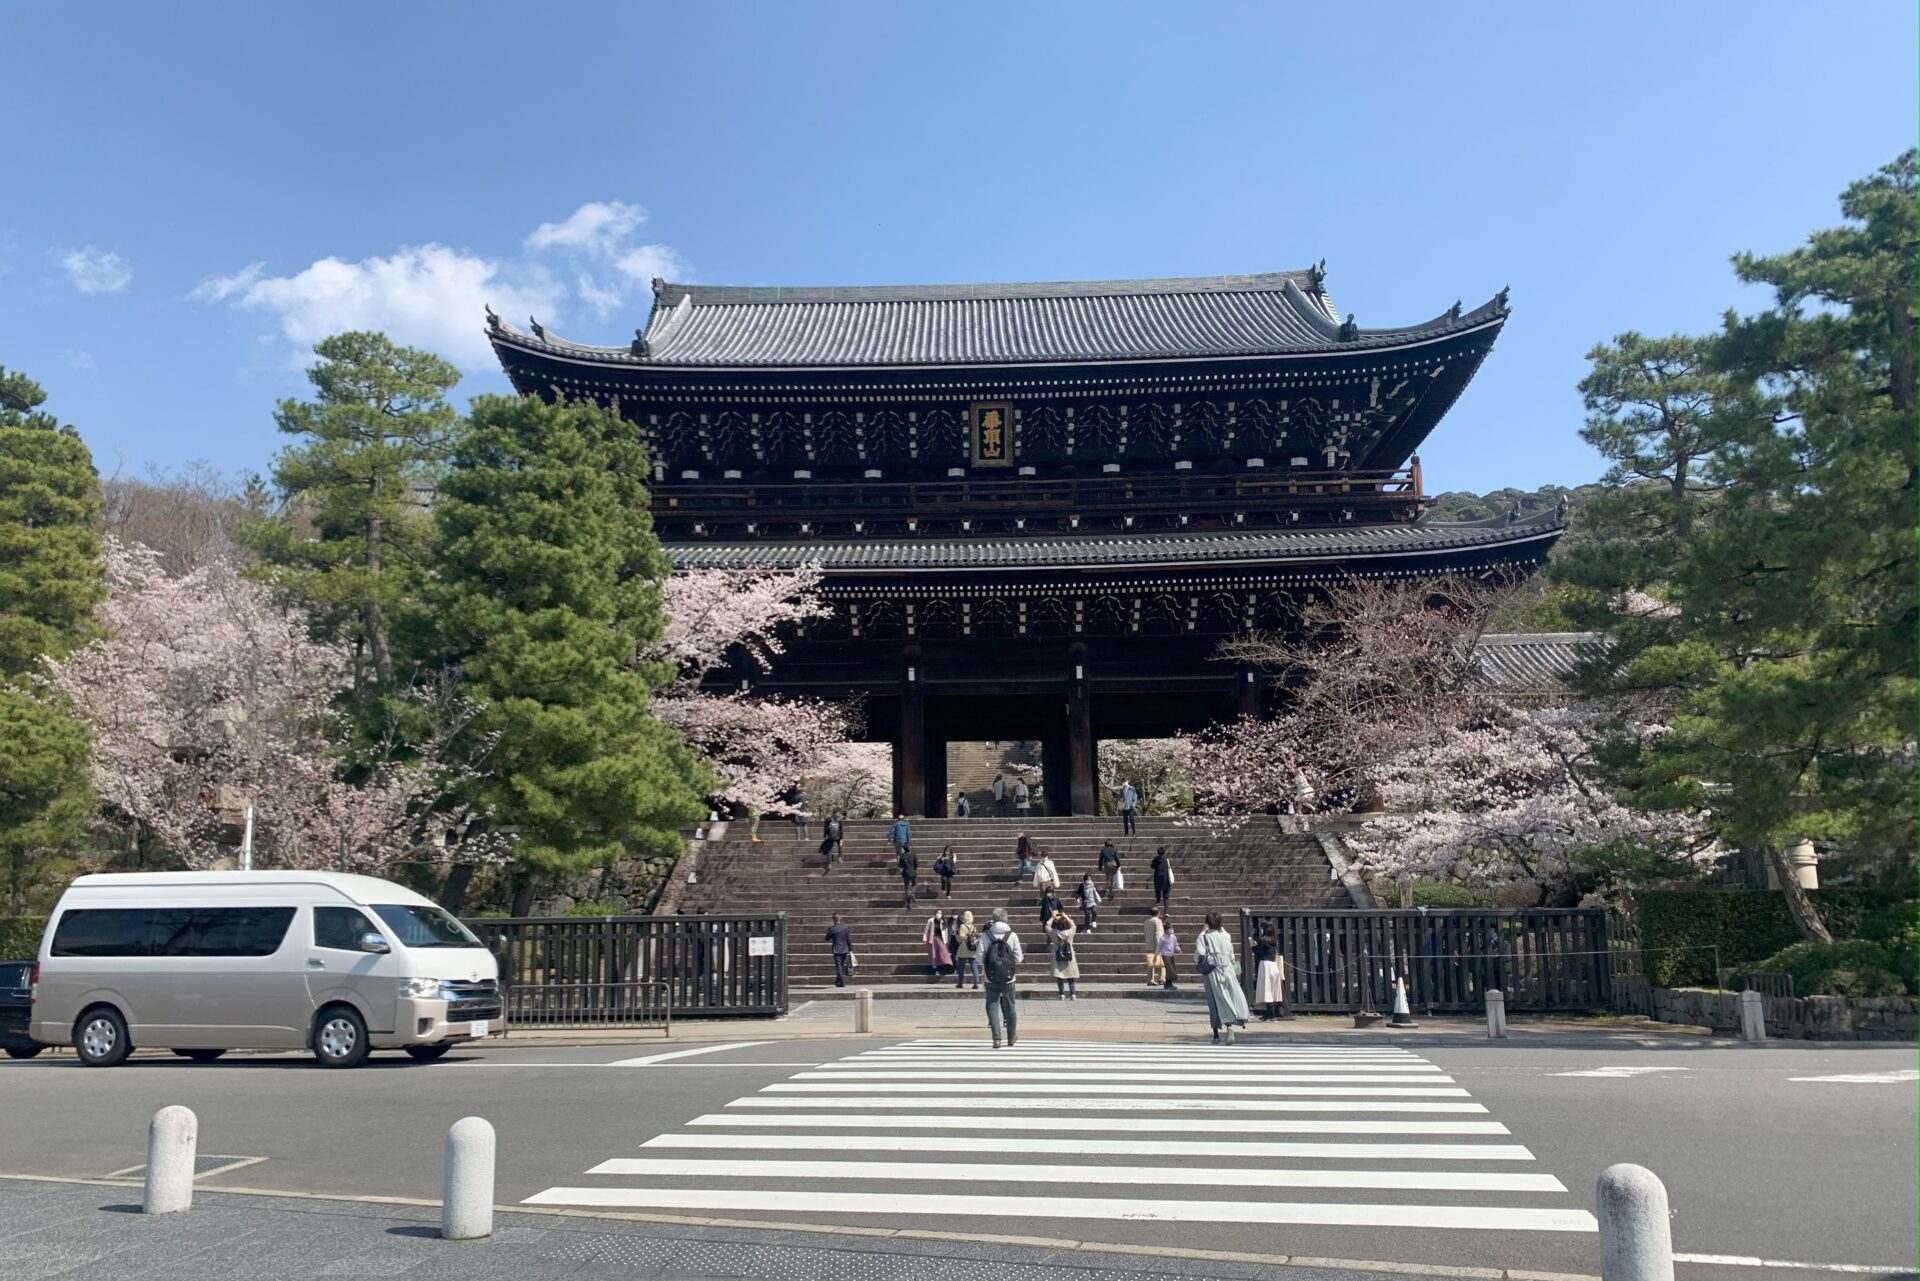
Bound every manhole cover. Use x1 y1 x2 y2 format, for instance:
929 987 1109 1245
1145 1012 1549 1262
105 1155 266 1180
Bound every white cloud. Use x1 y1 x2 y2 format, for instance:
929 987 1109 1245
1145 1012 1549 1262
577 273 624 319
60 246 132 294
525 200 645 258
187 262 264 302
614 243 686 284
193 244 564 368
63 349 96 371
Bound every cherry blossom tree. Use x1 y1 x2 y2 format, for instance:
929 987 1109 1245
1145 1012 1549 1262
45 538 497 872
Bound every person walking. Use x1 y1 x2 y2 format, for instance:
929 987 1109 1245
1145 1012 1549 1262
980 907 1024 1048
824 914 854 988
1290 767 1317 831
923 907 953 982
898 844 919 910
991 773 1007 817
820 812 844 872
935 844 957 897
889 813 912 860
1034 850 1060 893
955 792 972 818
1118 779 1139 836
1046 908 1080 1000
1151 847 1174 912
1197 911 1252 1042
1253 925 1287 1020
1014 832 1035 883
1156 918 1181 990
953 910 981 989
1098 840 1121 894
1036 885 1062 927
1074 872 1102 932
1013 778 1031 816
1142 906 1167 987
789 788 810 841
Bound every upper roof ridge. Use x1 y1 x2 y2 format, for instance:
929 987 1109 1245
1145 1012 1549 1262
647 269 1322 307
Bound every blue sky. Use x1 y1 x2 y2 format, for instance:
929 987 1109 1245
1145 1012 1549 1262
4 2 1914 494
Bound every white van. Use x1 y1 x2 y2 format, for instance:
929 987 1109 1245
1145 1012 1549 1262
34 872 500 1068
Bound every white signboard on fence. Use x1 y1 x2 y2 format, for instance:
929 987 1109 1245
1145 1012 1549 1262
748 935 776 957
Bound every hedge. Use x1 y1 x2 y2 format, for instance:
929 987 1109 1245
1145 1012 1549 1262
0 917 48 960
1638 890 1916 988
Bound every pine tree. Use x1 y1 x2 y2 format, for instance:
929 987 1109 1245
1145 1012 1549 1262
428 393 709 899
240 332 459 688
0 368 104 910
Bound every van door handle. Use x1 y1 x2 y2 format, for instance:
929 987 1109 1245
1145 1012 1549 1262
307 959 325 969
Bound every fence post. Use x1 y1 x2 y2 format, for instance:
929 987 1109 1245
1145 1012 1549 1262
1485 988 1508 1039
853 987 874 1033
1596 1163 1674 1281
442 1116 495 1240
142 1105 197 1215
1738 988 1767 1042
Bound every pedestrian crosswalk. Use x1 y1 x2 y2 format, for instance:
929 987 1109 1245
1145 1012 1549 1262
523 1037 1599 1236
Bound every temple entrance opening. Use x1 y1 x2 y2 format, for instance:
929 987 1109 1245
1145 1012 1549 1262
943 740 1047 818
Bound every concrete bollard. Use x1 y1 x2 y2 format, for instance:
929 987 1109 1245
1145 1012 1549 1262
853 988 874 1033
442 1116 495 1240
1485 988 1508 1039
142 1105 198 1215
1738 988 1766 1042
1596 1163 1674 1281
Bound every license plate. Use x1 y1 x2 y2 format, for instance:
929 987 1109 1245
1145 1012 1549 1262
469 1021 489 1037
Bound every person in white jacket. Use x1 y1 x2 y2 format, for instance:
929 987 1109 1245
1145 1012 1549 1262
979 908 1025 1048
1033 852 1060 892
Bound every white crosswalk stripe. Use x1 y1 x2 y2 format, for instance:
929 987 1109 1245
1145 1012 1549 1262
523 1037 1599 1235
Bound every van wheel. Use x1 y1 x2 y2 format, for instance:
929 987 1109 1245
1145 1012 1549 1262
74 1008 132 1067
404 1043 452 1062
172 1048 226 1062
5 1045 44 1059
311 1006 371 1069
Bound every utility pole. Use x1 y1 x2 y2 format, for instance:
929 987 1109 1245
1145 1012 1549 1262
240 805 254 872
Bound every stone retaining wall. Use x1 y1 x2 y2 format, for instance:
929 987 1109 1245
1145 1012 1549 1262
1646 985 1917 1041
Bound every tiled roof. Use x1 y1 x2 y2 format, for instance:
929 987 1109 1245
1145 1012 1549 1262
1470 632 1602 692
488 270 1508 369
666 510 1563 573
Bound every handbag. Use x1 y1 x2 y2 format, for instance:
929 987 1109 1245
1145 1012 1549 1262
1112 868 1126 891
1196 951 1218 975
846 952 859 970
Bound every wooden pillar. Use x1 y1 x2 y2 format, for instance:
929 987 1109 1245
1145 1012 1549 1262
1067 643 1097 816
895 646 927 817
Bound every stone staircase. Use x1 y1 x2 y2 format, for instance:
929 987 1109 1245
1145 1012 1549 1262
677 816 1352 995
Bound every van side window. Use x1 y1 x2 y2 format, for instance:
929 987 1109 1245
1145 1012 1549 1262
50 909 156 957
314 906 379 951
150 908 295 957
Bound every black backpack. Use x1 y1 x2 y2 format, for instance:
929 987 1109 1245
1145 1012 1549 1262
983 931 1018 984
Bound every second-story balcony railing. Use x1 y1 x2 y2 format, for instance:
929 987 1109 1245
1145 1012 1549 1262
654 465 1422 533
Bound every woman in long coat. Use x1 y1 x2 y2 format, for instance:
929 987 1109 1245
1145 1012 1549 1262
1196 911 1251 1042
1046 909 1080 1000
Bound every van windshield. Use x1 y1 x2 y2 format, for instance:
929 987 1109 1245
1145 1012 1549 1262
369 904 482 950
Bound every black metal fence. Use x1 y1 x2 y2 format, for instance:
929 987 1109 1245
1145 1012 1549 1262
1238 908 1612 1013
464 913 788 1021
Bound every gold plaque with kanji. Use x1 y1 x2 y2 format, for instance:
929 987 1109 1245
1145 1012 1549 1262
971 401 1014 468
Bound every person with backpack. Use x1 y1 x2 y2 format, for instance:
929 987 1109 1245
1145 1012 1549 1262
824 914 855 988
1142 905 1167 987
1074 872 1102 932
955 792 972 818
898 844 919 910
1013 832 1035 883
1156 918 1181 990
1197 911 1252 1042
1151 847 1174 912
1046 908 1080 999
980 907 1024 1048
952 910 981 989
934 844 957 897
1098 840 1121 893
819 812 845 872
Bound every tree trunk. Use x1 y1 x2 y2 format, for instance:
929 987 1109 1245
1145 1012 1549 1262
439 862 475 915
363 476 392 685
510 870 536 919
1767 844 1833 943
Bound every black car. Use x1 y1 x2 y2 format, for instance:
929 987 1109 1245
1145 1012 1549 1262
0 960 43 1059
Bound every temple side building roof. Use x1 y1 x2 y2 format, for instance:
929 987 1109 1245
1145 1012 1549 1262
1470 631 1602 694
488 269 1508 370
666 508 1563 573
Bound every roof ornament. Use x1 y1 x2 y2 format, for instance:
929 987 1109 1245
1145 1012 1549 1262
1447 300 1462 322
1494 285 1511 313
1336 313 1359 342
1309 259 1327 292
1555 494 1569 522
1506 505 1519 525
484 305 501 331
631 329 649 358
529 316 546 339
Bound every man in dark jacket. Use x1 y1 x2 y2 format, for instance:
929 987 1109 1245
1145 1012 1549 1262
824 914 854 987
1098 840 1121 893
899 846 918 909
1151 847 1174 912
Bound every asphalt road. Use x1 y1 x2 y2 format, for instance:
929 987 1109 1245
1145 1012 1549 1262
0 1035 1912 1280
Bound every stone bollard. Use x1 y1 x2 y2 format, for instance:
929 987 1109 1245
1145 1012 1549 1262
1596 1163 1674 1281
442 1116 495 1240
853 988 874 1033
143 1105 198 1215
1738 988 1767 1042
1485 989 1508 1039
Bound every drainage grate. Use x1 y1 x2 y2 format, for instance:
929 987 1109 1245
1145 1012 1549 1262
105 1155 266 1181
